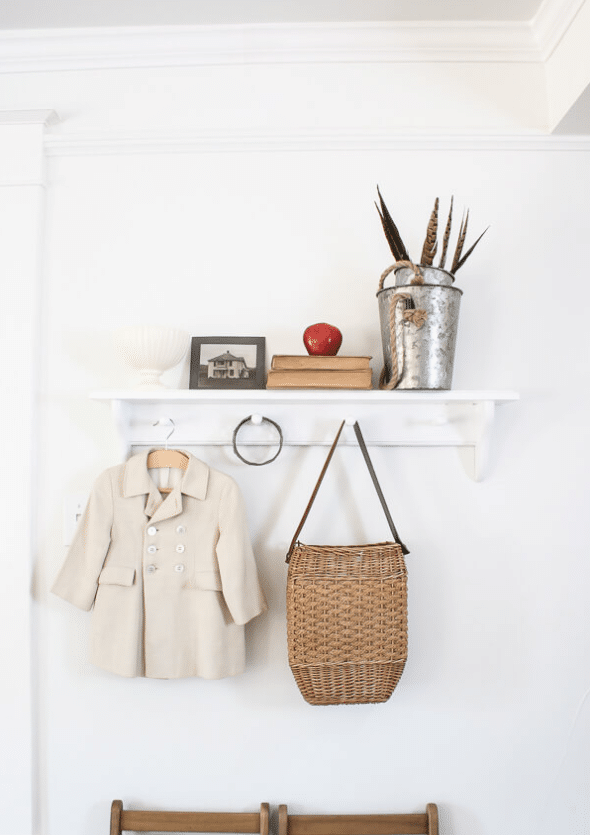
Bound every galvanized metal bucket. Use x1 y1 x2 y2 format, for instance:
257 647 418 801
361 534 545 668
383 263 456 287
377 264 462 390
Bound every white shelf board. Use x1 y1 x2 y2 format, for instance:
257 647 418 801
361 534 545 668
92 389 518 404
90 388 519 481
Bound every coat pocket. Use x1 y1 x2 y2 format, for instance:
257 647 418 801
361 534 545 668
190 570 223 591
98 565 136 586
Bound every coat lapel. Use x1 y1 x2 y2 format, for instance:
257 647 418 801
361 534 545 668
149 488 183 524
123 450 161 518
123 449 210 523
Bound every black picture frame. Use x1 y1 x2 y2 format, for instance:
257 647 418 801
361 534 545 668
189 336 266 390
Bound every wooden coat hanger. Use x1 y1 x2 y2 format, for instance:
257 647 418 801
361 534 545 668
146 419 189 493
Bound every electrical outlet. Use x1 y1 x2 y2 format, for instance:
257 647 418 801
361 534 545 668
63 492 88 547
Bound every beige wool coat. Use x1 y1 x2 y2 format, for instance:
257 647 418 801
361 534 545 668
52 450 267 679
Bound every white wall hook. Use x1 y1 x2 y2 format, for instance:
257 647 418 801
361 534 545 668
250 413 263 425
345 416 356 426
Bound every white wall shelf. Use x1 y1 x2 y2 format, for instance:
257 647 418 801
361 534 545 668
91 388 519 481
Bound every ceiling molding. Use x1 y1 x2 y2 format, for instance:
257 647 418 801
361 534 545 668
0 1 583 74
531 0 587 59
0 20 543 74
43 129 590 156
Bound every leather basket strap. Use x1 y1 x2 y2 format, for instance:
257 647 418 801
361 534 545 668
352 421 409 555
286 420 345 561
286 420 409 561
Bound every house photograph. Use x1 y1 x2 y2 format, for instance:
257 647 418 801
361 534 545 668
208 351 251 380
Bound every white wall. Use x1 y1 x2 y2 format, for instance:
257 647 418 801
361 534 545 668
1 46 589 835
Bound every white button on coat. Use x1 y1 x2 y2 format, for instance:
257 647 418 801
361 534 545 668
147 526 157 536
146 565 156 574
176 525 186 535
176 544 185 553
174 564 185 573
147 545 157 554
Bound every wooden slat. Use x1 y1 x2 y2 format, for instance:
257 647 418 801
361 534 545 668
120 811 261 833
285 815 430 835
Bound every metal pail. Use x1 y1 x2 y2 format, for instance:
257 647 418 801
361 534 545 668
394 264 455 286
377 267 462 390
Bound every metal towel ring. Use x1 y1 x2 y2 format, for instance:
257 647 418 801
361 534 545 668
232 415 283 466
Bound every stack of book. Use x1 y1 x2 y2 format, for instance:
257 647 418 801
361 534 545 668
266 355 373 389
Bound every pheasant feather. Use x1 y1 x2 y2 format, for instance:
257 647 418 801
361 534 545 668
438 196 454 269
376 186 410 262
454 226 489 272
420 197 439 266
450 210 469 274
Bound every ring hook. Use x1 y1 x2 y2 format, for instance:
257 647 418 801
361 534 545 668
232 415 283 466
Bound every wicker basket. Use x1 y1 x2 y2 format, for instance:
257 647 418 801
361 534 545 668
286 421 409 706
287 541 407 705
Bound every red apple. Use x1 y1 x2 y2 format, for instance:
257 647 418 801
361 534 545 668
303 323 343 356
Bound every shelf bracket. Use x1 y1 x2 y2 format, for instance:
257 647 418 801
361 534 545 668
473 399 496 482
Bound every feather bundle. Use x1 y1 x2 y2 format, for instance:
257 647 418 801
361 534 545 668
375 190 487 276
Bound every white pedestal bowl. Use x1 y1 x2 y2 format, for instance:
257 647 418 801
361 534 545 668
114 326 190 389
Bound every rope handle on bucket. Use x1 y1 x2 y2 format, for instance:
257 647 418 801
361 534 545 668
378 260 424 292
285 420 409 562
378 260 429 390
378 291 429 390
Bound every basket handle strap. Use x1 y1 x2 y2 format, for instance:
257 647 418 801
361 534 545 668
286 420 409 562
352 421 409 556
286 420 345 562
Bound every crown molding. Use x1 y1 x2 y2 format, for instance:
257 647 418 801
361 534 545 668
43 129 590 156
0 0 583 74
531 0 587 59
0 20 542 74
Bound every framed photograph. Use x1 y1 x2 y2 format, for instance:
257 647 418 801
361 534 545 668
189 336 266 390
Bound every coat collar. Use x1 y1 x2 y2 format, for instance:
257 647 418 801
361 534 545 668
123 449 209 522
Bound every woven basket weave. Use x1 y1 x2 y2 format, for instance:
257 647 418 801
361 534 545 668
286 421 409 706
287 541 408 705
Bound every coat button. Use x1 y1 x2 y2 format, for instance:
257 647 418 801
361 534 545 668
176 525 186 535
147 545 157 554
147 526 157 536
146 564 156 574
175 544 185 553
174 564 185 572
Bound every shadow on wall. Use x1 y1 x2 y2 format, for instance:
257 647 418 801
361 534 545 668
536 686 590 832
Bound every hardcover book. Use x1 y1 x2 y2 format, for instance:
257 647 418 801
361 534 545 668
266 368 372 389
271 355 371 371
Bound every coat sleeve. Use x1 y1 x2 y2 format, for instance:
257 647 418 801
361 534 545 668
216 477 267 625
51 468 114 611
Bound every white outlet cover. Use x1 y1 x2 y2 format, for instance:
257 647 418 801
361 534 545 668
63 492 88 547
